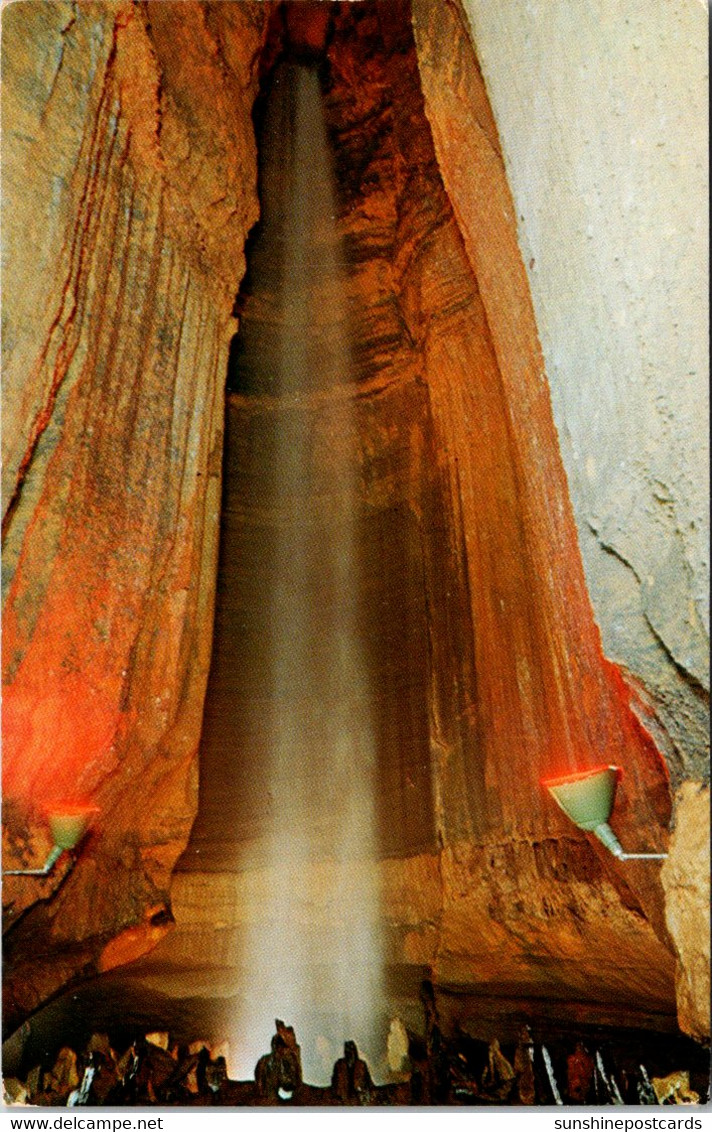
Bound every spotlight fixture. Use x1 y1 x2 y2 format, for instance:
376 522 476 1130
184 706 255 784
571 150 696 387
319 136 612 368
542 766 667 860
3 803 99 876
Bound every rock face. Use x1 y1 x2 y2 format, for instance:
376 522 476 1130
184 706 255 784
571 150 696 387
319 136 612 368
2 0 706 1048
409 0 708 1041
457 0 709 790
2 0 270 1029
661 783 711 1043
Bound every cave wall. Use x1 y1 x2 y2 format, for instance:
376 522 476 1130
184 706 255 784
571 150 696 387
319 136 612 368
437 0 709 1040
456 0 709 783
1 0 270 1027
1 0 706 1044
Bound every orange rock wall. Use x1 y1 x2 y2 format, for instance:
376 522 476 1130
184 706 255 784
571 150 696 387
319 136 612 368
318 0 675 1015
2 0 270 1026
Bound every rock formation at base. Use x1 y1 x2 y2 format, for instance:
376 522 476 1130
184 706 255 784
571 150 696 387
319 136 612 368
2 0 707 1047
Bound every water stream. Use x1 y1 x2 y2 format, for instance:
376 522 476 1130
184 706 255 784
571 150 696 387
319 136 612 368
228 62 383 1085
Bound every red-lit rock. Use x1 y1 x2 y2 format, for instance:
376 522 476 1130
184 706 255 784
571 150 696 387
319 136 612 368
2 0 270 1027
284 1 331 57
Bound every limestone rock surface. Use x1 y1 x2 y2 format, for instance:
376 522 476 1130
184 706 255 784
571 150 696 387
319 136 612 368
2 0 270 1028
661 783 710 1043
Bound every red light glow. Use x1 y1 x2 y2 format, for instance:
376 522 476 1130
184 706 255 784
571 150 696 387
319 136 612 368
44 802 100 820
541 764 623 789
2 673 117 806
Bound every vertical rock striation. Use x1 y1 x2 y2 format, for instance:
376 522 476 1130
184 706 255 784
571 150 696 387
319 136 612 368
2 0 270 1028
410 0 706 1038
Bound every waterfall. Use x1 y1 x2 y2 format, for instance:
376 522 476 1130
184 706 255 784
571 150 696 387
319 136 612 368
228 62 383 1086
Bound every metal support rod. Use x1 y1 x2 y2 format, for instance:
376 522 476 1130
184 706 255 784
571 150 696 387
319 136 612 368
618 852 668 860
593 825 667 860
3 844 65 876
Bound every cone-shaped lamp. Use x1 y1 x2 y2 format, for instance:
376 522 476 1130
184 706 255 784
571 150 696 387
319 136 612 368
3 803 99 876
543 766 623 855
542 766 666 860
46 804 99 850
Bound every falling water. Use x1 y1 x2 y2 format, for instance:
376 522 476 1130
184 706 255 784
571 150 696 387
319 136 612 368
228 63 383 1085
